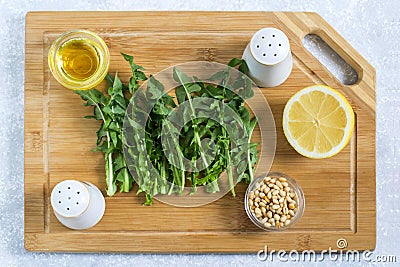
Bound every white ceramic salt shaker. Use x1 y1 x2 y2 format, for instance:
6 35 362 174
242 27 293 88
50 180 106 230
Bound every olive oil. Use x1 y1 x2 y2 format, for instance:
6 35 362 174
56 38 101 80
48 30 110 90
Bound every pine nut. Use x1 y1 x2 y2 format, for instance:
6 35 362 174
261 207 266 214
272 204 280 210
283 207 288 214
255 207 261 215
247 174 300 229
286 195 296 203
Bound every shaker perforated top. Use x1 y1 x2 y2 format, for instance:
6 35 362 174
249 28 291 65
50 180 90 218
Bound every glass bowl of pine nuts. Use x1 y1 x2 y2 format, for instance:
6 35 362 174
244 172 305 231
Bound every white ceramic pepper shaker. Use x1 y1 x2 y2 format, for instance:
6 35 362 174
242 27 293 88
50 180 106 230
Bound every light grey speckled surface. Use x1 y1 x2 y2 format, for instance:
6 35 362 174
0 0 398 266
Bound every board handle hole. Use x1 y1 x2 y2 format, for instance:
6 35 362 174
303 34 358 85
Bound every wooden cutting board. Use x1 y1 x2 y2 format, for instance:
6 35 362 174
24 11 376 252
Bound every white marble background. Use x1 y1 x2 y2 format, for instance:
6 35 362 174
0 0 398 266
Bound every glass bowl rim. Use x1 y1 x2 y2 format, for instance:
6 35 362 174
47 29 110 90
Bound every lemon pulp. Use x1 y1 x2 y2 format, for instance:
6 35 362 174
282 85 354 159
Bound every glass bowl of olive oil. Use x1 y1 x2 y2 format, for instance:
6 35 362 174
48 30 110 90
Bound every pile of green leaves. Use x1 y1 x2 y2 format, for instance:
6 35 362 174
76 53 258 205
124 58 259 205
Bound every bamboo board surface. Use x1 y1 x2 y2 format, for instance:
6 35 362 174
24 11 376 252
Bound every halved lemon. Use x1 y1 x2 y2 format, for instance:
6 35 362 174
283 85 354 159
